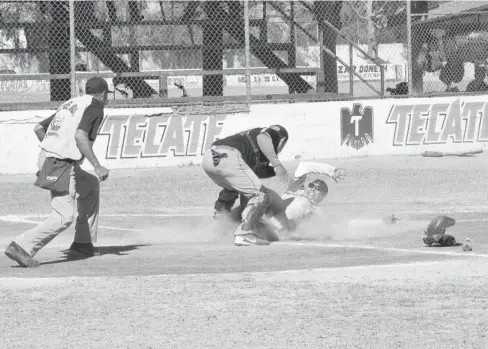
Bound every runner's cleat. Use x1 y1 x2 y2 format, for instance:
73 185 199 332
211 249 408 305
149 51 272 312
234 233 271 246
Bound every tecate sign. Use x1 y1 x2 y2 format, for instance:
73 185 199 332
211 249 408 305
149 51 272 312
386 99 488 146
99 113 225 159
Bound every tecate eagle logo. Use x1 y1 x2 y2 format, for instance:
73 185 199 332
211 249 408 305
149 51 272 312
340 103 374 150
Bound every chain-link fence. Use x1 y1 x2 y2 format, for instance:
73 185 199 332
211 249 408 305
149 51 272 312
412 11 488 95
72 0 257 110
0 1 70 107
0 1 487 110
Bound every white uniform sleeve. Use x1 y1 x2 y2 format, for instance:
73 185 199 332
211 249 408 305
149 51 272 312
286 161 336 193
293 161 336 179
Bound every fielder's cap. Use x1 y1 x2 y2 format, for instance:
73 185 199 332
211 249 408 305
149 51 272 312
85 77 114 94
309 179 328 195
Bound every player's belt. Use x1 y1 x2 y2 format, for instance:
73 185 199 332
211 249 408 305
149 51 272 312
47 157 75 164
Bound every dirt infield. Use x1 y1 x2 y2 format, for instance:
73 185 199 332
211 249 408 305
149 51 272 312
1 155 488 348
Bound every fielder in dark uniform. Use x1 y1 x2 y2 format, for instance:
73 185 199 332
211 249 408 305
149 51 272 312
202 125 290 246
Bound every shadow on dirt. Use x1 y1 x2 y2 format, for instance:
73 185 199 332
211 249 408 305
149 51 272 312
38 244 150 266
424 242 464 248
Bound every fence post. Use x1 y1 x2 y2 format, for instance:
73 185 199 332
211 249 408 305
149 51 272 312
406 0 413 96
380 65 385 96
349 43 353 96
69 0 76 98
317 24 325 93
159 75 168 98
244 0 251 106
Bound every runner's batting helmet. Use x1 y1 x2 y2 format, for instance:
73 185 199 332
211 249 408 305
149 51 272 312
309 179 328 196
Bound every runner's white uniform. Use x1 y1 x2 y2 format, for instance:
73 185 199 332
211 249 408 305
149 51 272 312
280 161 336 229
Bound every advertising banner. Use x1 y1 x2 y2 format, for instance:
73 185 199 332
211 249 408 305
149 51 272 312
337 95 488 157
96 111 226 161
1 94 488 174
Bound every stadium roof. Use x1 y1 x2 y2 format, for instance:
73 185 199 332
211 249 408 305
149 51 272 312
411 1 488 31
428 1 488 16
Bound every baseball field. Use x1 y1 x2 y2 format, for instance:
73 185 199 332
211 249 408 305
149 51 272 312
1 154 487 348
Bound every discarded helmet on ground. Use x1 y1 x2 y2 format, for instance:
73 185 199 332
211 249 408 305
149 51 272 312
425 216 456 236
423 216 457 247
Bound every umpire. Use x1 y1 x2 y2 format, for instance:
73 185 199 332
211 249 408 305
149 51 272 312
4 77 111 267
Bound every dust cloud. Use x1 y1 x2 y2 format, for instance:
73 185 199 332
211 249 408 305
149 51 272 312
284 212 427 242
115 215 238 246
108 210 428 246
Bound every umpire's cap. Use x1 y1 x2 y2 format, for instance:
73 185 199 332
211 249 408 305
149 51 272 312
85 77 114 94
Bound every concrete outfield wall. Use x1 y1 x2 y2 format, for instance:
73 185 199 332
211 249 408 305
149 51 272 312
1 94 488 174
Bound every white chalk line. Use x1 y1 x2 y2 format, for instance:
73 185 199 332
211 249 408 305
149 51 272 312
0 260 457 282
164 205 488 216
2 215 486 261
277 242 488 258
0 207 485 281
149 205 488 215
457 218 488 223
0 216 145 233
0 205 486 221
0 229 485 280
0 209 485 236
98 226 144 232
1 208 486 248
1 211 485 227
0 212 207 234
3 214 485 259
393 207 488 215
0 213 207 219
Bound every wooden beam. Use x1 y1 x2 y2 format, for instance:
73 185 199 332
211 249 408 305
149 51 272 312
0 68 320 82
0 19 266 30
0 43 295 55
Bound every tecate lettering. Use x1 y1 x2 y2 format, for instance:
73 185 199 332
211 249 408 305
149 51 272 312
386 99 488 145
98 113 226 159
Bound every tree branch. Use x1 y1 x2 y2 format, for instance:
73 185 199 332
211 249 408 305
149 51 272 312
374 1 387 15
348 1 369 21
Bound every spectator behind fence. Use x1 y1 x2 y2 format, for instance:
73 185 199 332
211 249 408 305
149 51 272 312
466 66 488 93
76 62 88 96
386 82 408 96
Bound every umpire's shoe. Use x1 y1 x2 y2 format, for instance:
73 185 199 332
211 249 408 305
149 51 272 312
4 241 40 268
68 242 101 259
68 242 100 258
